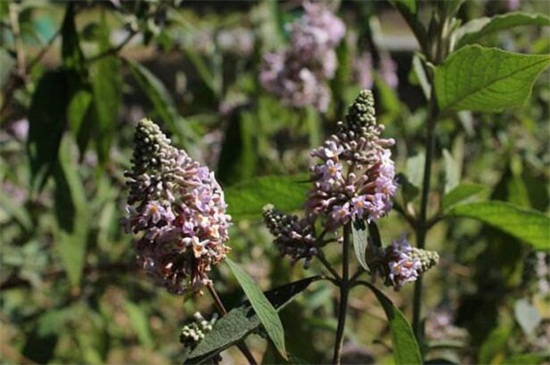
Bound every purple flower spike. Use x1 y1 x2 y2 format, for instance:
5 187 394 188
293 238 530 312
124 119 231 294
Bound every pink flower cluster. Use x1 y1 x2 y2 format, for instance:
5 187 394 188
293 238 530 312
383 235 422 290
306 90 397 230
124 119 231 294
260 2 345 111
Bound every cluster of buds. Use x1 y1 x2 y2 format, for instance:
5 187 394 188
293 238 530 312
306 89 397 230
263 204 317 268
260 1 345 111
366 235 439 290
123 119 231 294
180 312 218 349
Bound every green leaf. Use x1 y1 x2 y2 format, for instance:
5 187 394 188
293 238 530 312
406 152 425 189
67 87 93 156
443 149 460 194
0 189 32 230
448 201 550 250
352 220 369 271
226 258 287 360
61 2 85 74
27 70 70 191
125 59 179 133
90 13 121 164
224 174 310 221
185 276 320 364
456 12 550 49
359 282 422 365
53 136 90 287
125 300 154 348
183 47 218 96
514 298 541 337
504 352 550 365
442 183 486 210
434 45 550 113
388 0 417 16
478 325 512 364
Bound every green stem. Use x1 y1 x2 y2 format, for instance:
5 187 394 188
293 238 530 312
412 85 438 349
207 283 258 365
332 223 351 365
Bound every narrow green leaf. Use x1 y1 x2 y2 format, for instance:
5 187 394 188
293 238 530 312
61 2 85 74
456 12 550 49
27 70 70 191
443 149 460 194
90 12 121 164
126 59 179 133
226 258 287 360
406 152 425 189
448 201 550 250
479 325 512 364
125 300 154 348
388 0 417 16
352 220 369 271
54 136 90 287
504 352 550 365
442 183 486 210
183 48 217 95
360 282 422 365
435 45 550 113
224 174 310 221
186 276 320 364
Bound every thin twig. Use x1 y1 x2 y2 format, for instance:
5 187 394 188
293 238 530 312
85 29 138 64
317 251 341 282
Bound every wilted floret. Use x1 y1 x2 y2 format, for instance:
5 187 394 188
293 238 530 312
306 90 397 230
124 119 231 294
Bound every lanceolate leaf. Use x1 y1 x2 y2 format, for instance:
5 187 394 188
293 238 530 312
442 183 486 210
185 276 320 364
504 352 550 365
456 12 550 49
126 59 179 134
448 201 550 250
226 258 287 360
434 45 550 113
352 219 369 271
27 70 70 192
360 282 422 365
224 174 310 221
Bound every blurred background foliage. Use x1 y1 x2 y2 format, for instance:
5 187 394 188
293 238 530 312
0 0 549 364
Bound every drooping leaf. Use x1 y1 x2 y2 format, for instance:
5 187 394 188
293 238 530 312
224 174 310 221
226 258 287 360
456 12 550 49
90 12 121 164
360 281 422 365
126 58 179 133
442 183 486 210
185 276 320 364
448 201 550 250
53 136 90 287
434 45 550 113
27 70 70 191
443 149 460 193
352 219 369 271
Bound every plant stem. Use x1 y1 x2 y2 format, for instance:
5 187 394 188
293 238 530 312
207 283 258 365
332 223 351 365
412 85 438 346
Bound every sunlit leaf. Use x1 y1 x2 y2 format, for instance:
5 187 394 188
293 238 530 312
448 201 550 250
226 258 287 360
442 183 486 210
185 276 320 364
224 174 310 221
352 219 369 271
435 45 550 113
360 282 422 365
456 12 550 49
514 298 541 337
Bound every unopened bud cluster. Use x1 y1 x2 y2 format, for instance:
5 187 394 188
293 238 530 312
260 2 345 111
124 119 231 294
180 312 218 349
306 90 397 230
263 204 317 268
